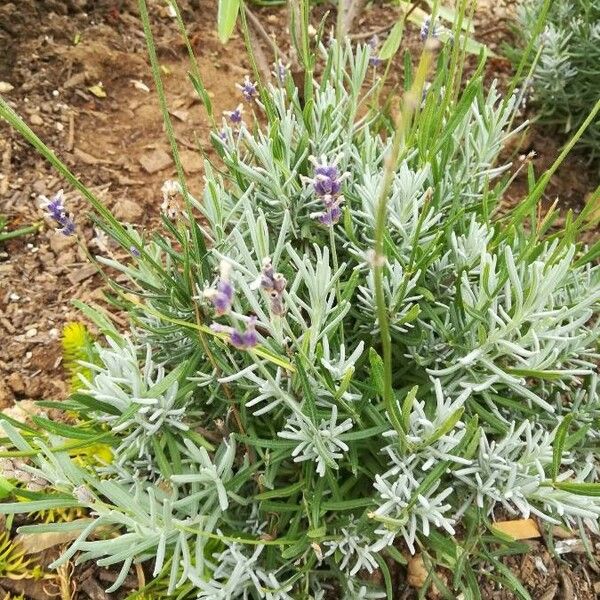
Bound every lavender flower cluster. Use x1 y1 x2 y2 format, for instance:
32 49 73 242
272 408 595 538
204 256 289 349
304 155 348 227
41 189 75 236
257 257 287 316
205 261 258 350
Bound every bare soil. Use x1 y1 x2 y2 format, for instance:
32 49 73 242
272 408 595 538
0 0 599 598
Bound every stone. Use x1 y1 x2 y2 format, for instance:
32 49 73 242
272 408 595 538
49 233 75 254
113 198 144 223
407 554 427 589
0 385 14 409
170 109 188 122
139 148 172 174
67 265 97 285
73 148 99 165
63 71 88 89
29 113 43 126
180 149 203 174
7 372 25 395
32 179 48 195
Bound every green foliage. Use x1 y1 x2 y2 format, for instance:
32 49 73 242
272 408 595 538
217 0 240 43
0 1 600 599
513 0 600 161
0 216 40 243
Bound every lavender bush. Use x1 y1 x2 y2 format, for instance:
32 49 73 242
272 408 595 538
513 0 600 161
1 1 600 598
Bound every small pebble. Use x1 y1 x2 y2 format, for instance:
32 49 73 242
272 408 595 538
26 328 38 337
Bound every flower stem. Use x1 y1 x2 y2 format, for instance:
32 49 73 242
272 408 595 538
372 43 435 427
329 227 344 345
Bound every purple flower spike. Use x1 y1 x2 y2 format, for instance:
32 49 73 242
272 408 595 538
224 104 244 125
46 193 66 221
237 75 258 102
369 55 383 68
303 156 349 229
41 189 76 237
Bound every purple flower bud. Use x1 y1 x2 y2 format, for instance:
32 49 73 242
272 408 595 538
259 257 275 288
367 35 382 67
46 194 66 221
309 157 345 198
58 217 76 236
318 199 343 227
229 317 258 350
311 194 345 228
259 258 286 291
274 59 287 83
224 104 244 125
212 279 234 316
205 261 234 316
269 290 286 316
237 75 258 102
316 177 340 197
314 164 339 180
257 257 287 314
229 329 246 348
303 156 348 228
272 273 286 293
420 16 440 41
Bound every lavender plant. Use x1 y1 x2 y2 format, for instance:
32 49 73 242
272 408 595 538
513 0 600 161
1 1 600 598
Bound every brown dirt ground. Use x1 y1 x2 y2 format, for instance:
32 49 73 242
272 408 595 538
0 0 599 598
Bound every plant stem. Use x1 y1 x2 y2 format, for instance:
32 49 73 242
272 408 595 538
329 227 344 345
238 0 264 87
372 43 435 424
138 0 209 281
0 222 41 242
